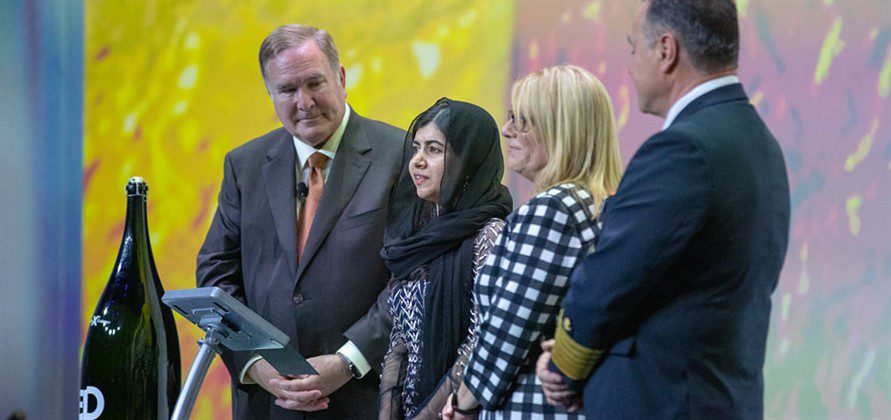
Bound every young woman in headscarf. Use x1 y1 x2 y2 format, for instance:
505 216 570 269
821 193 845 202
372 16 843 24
442 65 623 419
379 98 513 419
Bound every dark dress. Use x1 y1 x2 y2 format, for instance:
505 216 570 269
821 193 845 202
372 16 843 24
381 218 503 419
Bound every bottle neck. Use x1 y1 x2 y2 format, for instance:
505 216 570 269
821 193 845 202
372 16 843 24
123 193 149 248
114 192 152 286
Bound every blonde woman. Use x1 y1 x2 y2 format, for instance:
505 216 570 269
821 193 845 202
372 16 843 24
442 65 622 419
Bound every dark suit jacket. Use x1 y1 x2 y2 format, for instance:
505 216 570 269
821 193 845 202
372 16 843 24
559 84 790 419
196 109 405 419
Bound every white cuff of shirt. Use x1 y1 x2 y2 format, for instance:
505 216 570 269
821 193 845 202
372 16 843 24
336 341 372 379
239 341 371 384
239 354 264 384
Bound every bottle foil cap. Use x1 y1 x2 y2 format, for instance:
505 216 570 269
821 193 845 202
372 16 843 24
126 176 149 195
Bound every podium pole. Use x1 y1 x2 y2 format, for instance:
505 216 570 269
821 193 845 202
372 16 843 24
171 328 222 420
162 287 318 419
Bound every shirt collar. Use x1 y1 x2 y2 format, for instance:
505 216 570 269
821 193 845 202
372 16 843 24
293 104 351 169
662 75 740 130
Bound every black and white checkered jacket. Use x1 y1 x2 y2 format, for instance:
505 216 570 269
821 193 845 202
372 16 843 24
464 183 602 419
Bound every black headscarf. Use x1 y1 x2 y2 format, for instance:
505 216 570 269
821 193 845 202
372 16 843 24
381 98 512 403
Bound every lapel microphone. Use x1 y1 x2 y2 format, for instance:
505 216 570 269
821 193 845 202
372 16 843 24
296 182 309 200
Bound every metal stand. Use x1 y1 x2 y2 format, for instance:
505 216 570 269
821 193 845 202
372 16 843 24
171 327 223 420
162 287 317 419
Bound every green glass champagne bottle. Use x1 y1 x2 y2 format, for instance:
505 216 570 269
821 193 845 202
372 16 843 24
79 177 181 419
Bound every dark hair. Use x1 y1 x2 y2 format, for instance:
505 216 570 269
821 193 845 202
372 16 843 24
259 24 340 80
413 100 451 135
644 0 739 73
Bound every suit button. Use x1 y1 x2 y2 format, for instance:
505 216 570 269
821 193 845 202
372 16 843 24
293 293 304 304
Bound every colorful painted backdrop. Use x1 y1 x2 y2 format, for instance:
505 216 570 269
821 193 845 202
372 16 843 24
81 1 890 418
82 2 512 418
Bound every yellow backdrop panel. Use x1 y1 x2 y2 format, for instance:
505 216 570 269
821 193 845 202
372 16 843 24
84 2 513 417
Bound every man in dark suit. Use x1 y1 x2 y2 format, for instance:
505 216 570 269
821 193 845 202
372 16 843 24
196 24 404 419
538 1 791 418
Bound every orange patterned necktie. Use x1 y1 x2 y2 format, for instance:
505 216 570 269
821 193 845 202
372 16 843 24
296 152 329 259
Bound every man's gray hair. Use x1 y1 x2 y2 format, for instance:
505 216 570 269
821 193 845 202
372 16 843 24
644 0 739 73
259 24 340 79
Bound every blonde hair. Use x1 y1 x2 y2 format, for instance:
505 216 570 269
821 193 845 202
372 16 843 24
511 65 623 216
